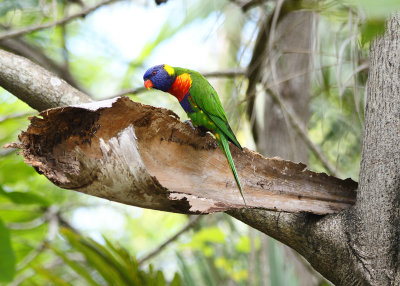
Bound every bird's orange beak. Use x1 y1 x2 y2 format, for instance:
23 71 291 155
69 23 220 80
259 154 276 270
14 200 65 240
144 79 153 90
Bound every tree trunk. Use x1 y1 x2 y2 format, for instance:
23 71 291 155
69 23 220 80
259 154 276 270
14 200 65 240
255 10 311 163
342 15 400 285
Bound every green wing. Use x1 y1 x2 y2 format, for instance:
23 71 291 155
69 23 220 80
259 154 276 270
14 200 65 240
188 71 242 150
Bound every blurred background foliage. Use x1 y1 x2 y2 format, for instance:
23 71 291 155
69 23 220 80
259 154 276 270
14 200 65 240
0 0 398 285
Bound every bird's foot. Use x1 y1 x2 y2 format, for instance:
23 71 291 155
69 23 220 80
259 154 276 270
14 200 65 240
184 120 196 130
184 120 208 137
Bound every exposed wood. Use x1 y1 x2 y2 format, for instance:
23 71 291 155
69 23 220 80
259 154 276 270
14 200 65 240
8 97 357 215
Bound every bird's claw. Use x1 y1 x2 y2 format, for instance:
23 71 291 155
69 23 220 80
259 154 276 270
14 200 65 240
184 120 208 137
184 120 196 130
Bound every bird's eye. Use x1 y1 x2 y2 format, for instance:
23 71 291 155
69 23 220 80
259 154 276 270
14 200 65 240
152 71 157 76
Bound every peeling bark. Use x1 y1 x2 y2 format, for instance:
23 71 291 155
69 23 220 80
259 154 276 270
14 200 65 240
8 97 356 214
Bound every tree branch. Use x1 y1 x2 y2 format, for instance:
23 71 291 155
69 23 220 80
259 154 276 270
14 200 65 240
0 49 92 111
230 0 265 12
343 14 400 285
0 37 87 93
104 69 246 99
202 69 246 78
0 0 120 41
106 87 146 98
6 96 357 214
138 216 201 265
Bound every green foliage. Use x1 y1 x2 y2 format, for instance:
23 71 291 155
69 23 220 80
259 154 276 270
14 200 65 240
182 226 225 256
39 228 182 286
0 218 16 282
48 244 100 286
361 19 386 46
0 187 49 206
235 235 260 253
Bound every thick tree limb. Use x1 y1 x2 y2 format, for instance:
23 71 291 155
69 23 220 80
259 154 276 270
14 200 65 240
7 96 356 214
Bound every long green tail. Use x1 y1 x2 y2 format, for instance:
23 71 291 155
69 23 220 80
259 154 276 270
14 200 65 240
216 132 247 206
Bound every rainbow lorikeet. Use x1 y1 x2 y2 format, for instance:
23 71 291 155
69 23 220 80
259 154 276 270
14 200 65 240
143 64 246 205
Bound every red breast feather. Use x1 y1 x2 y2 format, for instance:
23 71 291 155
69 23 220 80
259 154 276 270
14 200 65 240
168 73 192 102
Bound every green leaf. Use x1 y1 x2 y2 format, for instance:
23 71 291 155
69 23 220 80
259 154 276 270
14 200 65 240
361 19 386 46
154 270 166 286
232 269 247 282
196 253 218 286
0 187 49 206
58 228 183 285
235 235 260 253
61 228 129 285
49 244 101 286
170 273 182 286
235 236 250 253
33 265 73 286
0 218 16 282
185 226 225 246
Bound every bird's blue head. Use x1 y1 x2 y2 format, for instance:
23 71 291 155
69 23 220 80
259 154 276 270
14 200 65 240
143 64 176 92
